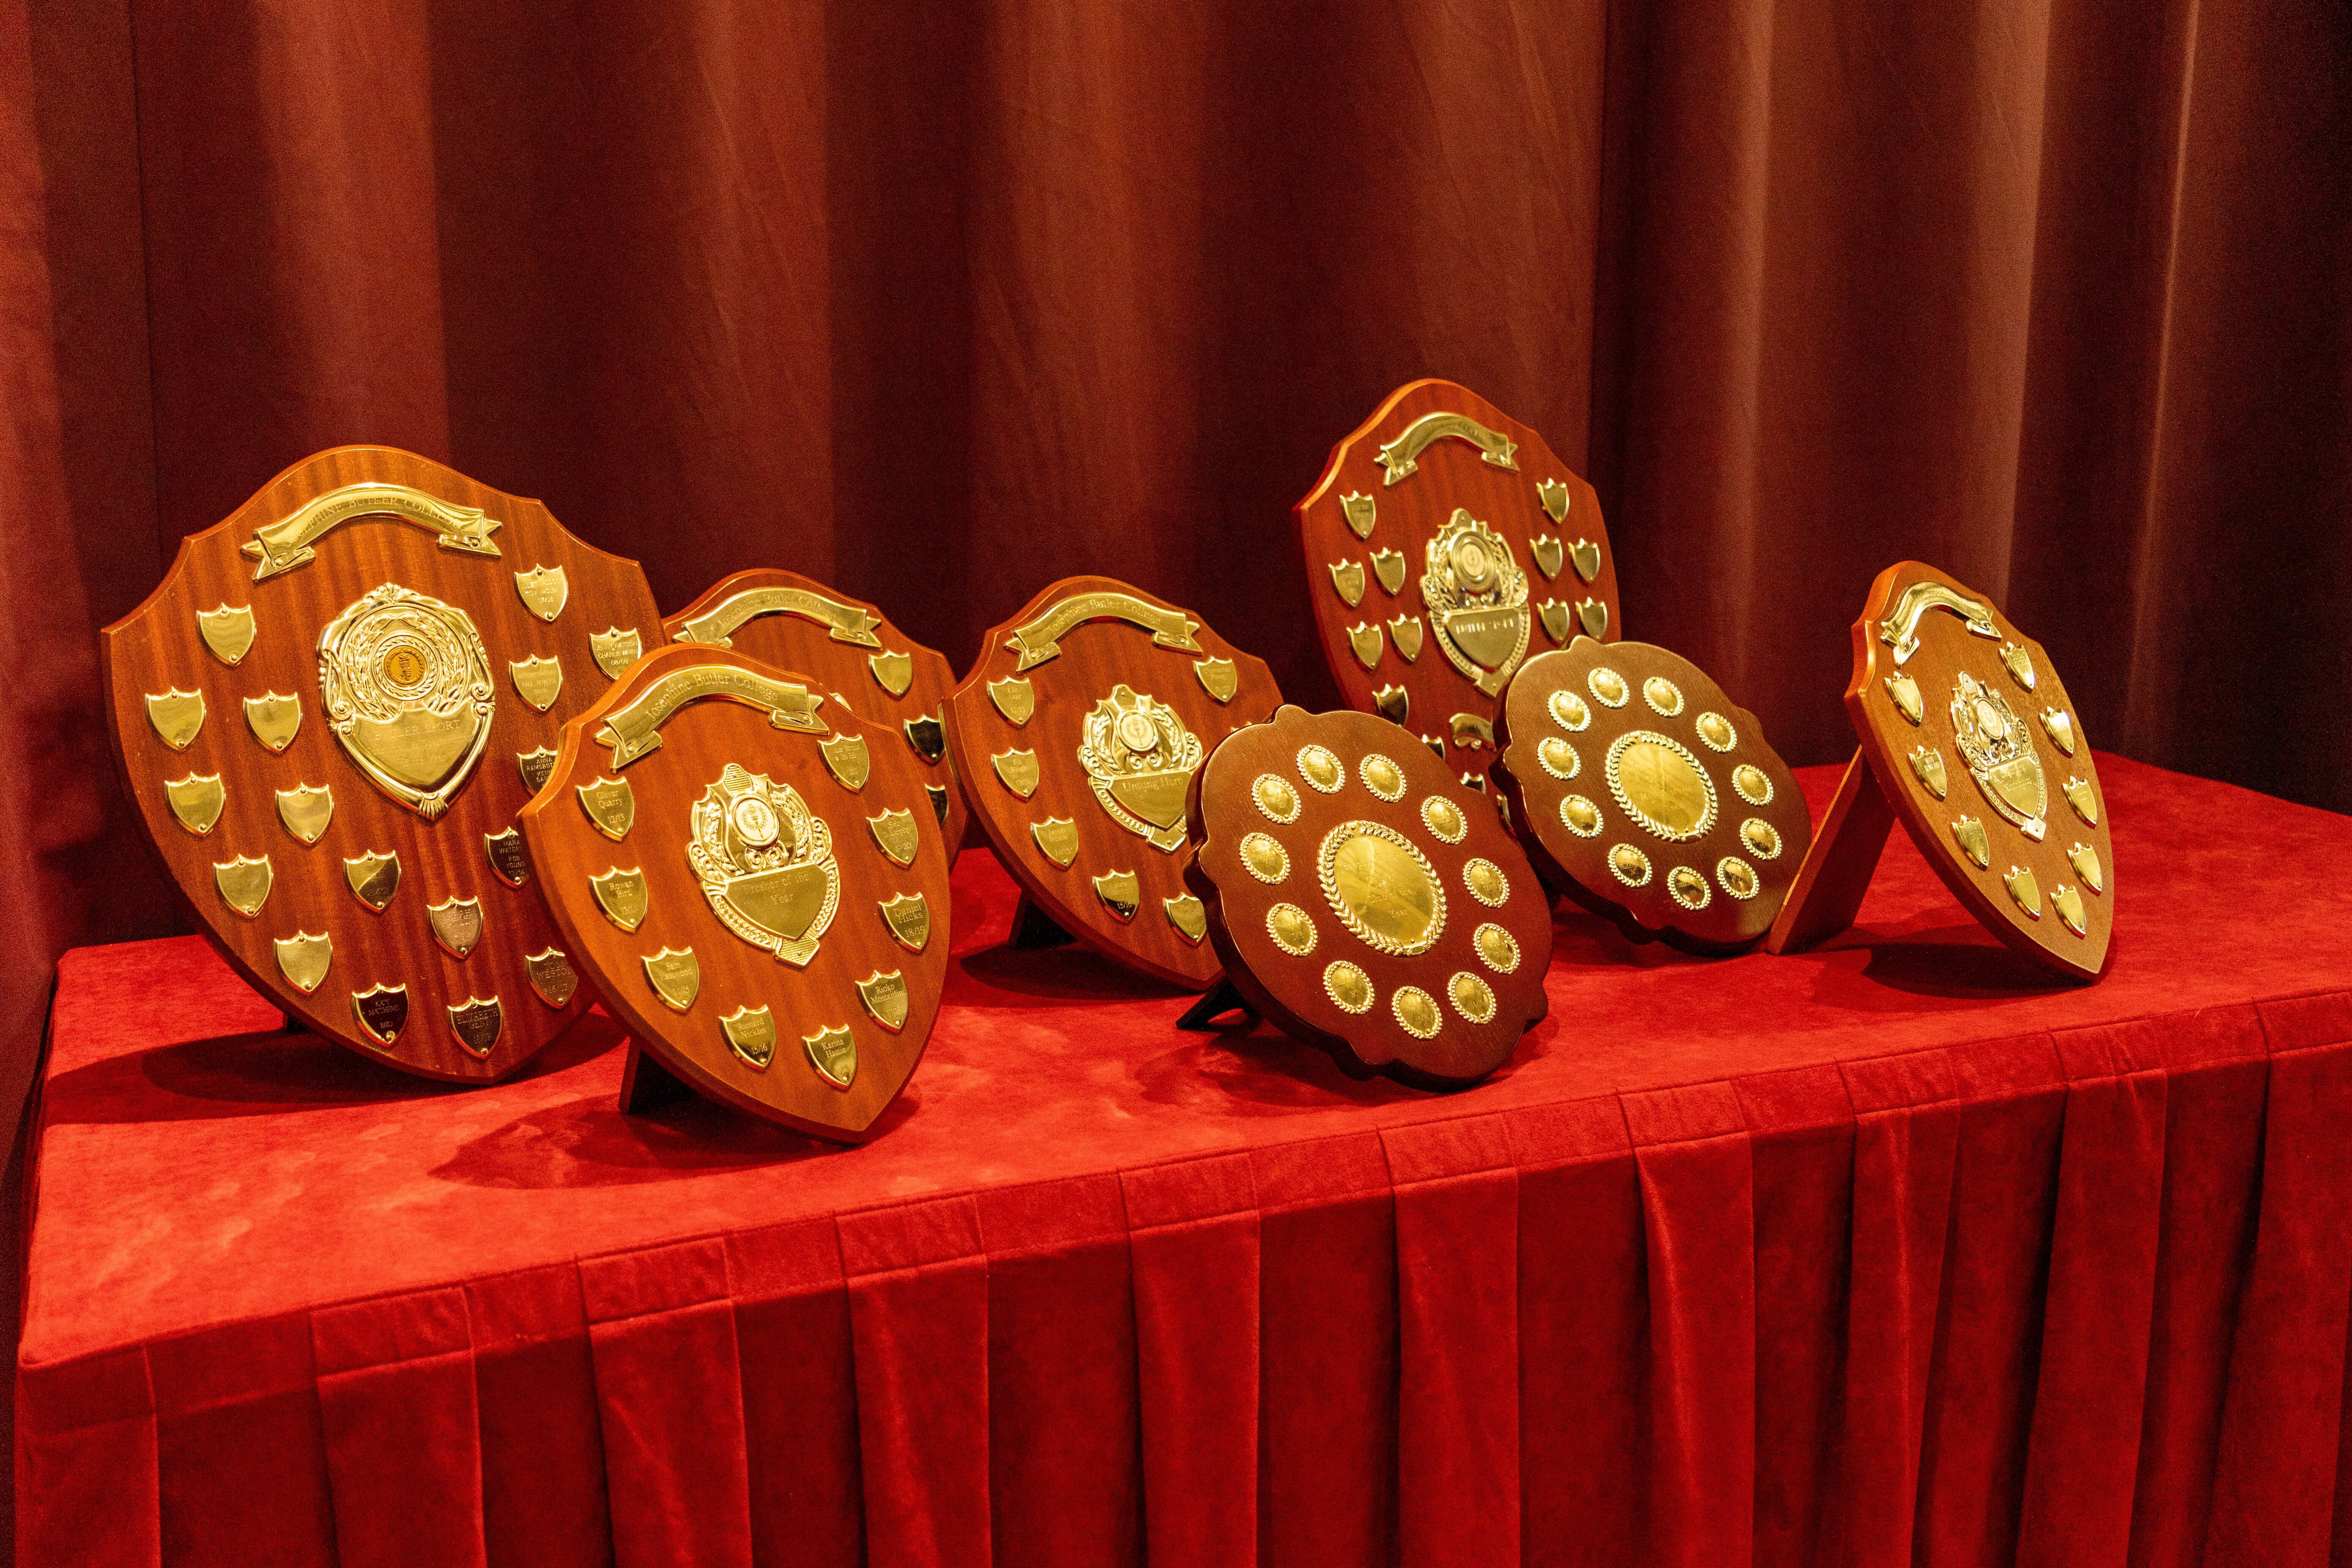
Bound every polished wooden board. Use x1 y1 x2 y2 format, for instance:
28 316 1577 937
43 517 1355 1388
663 568 971 851
1295 379 1620 786
1184 705 1552 1087
1495 641 1811 952
1766 561 2115 981
100 447 661 1080
517 645 950 1140
942 575 1280 988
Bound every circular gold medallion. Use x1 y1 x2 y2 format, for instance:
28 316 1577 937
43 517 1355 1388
1608 842 1652 887
1731 765 1773 806
1421 795 1467 844
1560 794 1601 836
1448 971 1496 1024
1606 731 1718 842
1551 690 1591 731
1240 831 1290 883
1319 821 1446 955
1642 677 1683 716
1324 959 1374 1013
1462 857 1510 907
1254 773 1301 823
1717 857 1759 899
1393 985 1441 1039
1298 745 1345 792
1666 865 1711 910
1589 668 1629 708
1694 711 1736 751
381 646 428 689
1474 922 1521 973
1538 737 1579 780
1267 902 1317 955
1740 818 1780 859
1360 753 1405 801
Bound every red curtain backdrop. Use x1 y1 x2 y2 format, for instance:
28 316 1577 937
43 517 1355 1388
1 0 2346 1551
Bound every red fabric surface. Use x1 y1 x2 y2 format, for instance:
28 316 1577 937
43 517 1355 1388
22 754 2352 1567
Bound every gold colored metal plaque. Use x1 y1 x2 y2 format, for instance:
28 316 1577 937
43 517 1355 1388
1562 795 1602 836
993 749 1041 798
1341 492 1377 539
519 747 558 793
868 650 914 698
721 1006 776 1069
1575 599 1608 640
352 982 408 1045
1195 658 1238 703
1393 986 1441 1038
428 896 484 959
593 665 827 768
857 970 910 1032
1165 893 1208 945
1538 601 1571 644
1349 623 1384 670
1267 902 1316 955
1370 550 1407 595
166 773 226 836
485 827 530 887
1718 858 1760 899
2051 882 2088 936
1242 832 1290 882
1374 685 1411 724
1094 870 1141 922
673 585 882 649
903 714 945 763
1530 536 1564 579
1388 616 1424 662
867 809 920 867
1004 591 1202 672
820 733 871 792
1449 713 1495 751
927 784 950 824
579 777 636 840
879 892 931 952
146 689 205 751
2068 842 2104 895
1951 672 2046 841
1080 685 1203 852
344 851 401 912
274 931 332 994
242 692 301 753
590 628 643 680
2041 707 2077 756
213 854 272 918
1536 478 1570 523
1449 971 1497 1023
591 868 649 932
1907 745 1948 799
1325 960 1373 1012
1330 560 1366 609
514 565 568 622
1878 580 2000 663
510 655 563 712
988 677 1036 726
196 604 255 665
1033 817 1079 868
448 996 503 1057
319 584 496 819
1606 732 1718 841
1952 816 1991 869
1475 923 1520 972
1362 753 1405 800
690 763 839 965
1421 510 1530 695
1376 410 1519 485
1318 820 1445 956
276 783 331 844
2004 866 2042 917
643 947 701 1011
805 1025 857 1089
1740 819 1780 858
2000 643 2036 691
2063 776 2099 826
1569 539 1601 583
1884 672 1924 725
525 948 578 1007
1422 795 1467 842
242 482 501 581
1298 745 1344 791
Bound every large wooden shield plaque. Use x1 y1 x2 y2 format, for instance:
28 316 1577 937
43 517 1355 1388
665 569 971 852
1495 641 1812 952
943 576 1280 989
1184 706 1552 1087
518 646 951 1140
101 447 662 1080
1295 380 1621 786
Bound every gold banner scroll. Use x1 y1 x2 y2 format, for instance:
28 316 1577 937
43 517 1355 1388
673 586 884 649
1004 592 1201 672
1877 580 2001 665
242 483 503 582
1375 412 1519 486
596 667 831 768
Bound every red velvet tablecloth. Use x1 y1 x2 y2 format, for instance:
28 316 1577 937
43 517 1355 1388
21 756 2352 1568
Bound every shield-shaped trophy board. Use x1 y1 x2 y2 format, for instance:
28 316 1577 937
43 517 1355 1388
1295 379 1622 789
942 576 1281 989
517 645 951 1140
1765 562 2115 981
1494 641 1813 952
101 447 662 1080
1179 706 1553 1088
665 568 972 853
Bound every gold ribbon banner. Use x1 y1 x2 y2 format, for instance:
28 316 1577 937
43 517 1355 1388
597 667 831 767
1005 592 1202 672
242 482 503 582
1376 411 1519 487
674 587 884 649
1878 580 2001 665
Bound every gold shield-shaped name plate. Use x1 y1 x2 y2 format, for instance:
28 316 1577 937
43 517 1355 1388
275 931 333 994
352 983 409 1048
167 773 227 836
591 627 642 680
428 896 484 959
514 565 568 622
277 783 333 844
857 970 910 1032
344 851 401 912
484 827 530 887
197 604 256 664
722 1006 777 1069
511 656 563 713
1094 869 1141 922
242 692 301 753
989 677 1035 726
447 996 502 1057
643 947 702 1012
213 854 273 918
590 867 649 932
868 809 921 868
805 1026 857 1089
1033 816 1080 868
146 690 205 751
880 892 930 952
869 650 914 699
993 749 1041 799
579 777 635 840
525 948 579 1007
519 747 559 793
820 733 871 792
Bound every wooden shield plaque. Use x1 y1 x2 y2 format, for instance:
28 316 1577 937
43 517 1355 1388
1295 379 1621 786
1184 706 1552 1087
1767 562 2115 980
101 447 661 1080
665 569 971 852
517 645 951 1140
943 576 1280 988
1495 641 1812 952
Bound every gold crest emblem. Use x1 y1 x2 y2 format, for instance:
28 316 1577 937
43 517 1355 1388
820 733 871 792
166 773 226 836
1536 478 1570 523
213 854 272 918
590 867 649 931
1371 549 1407 595
1952 816 1991 869
857 970 910 1032
1885 672 1924 724
318 583 494 819
447 996 502 1057
344 851 401 911
688 763 839 966
1419 510 1530 695
1569 538 1602 583
2041 707 2077 756
1373 686 1410 724
1576 598 1609 639
2063 775 2099 826
1348 623 1384 670
903 714 945 763
869 650 914 698
1951 671 2046 841
1095 871 1141 922
513 565 568 622
722 1006 776 1069
590 627 642 680
1164 893 1207 944
1194 659 1238 703
993 749 1040 798
1329 560 1366 608
243 692 302 752
1388 616 1424 662
509 655 563 712
1341 491 1377 539
1033 817 1079 868
352 982 408 1046
525 948 578 1008
196 604 256 665
274 931 332 994
518 746 558 793
805 1025 857 1089
2068 842 2103 895
484 827 530 887
1530 535 1564 579
1078 685 1203 853
428 896 484 959
578 777 635 840
146 689 205 751
867 809 921 867
1907 746 1947 799
1538 601 1571 644
879 892 931 952
277 783 332 844
643 947 700 1011
988 677 1035 726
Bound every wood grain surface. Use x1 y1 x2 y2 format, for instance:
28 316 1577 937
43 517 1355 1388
1294 379 1621 787
100 447 661 1080
1184 705 1552 1087
1494 641 1813 952
1768 561 2115 980
942 575 1281 989
517 644 951 1140
663 567 972 851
